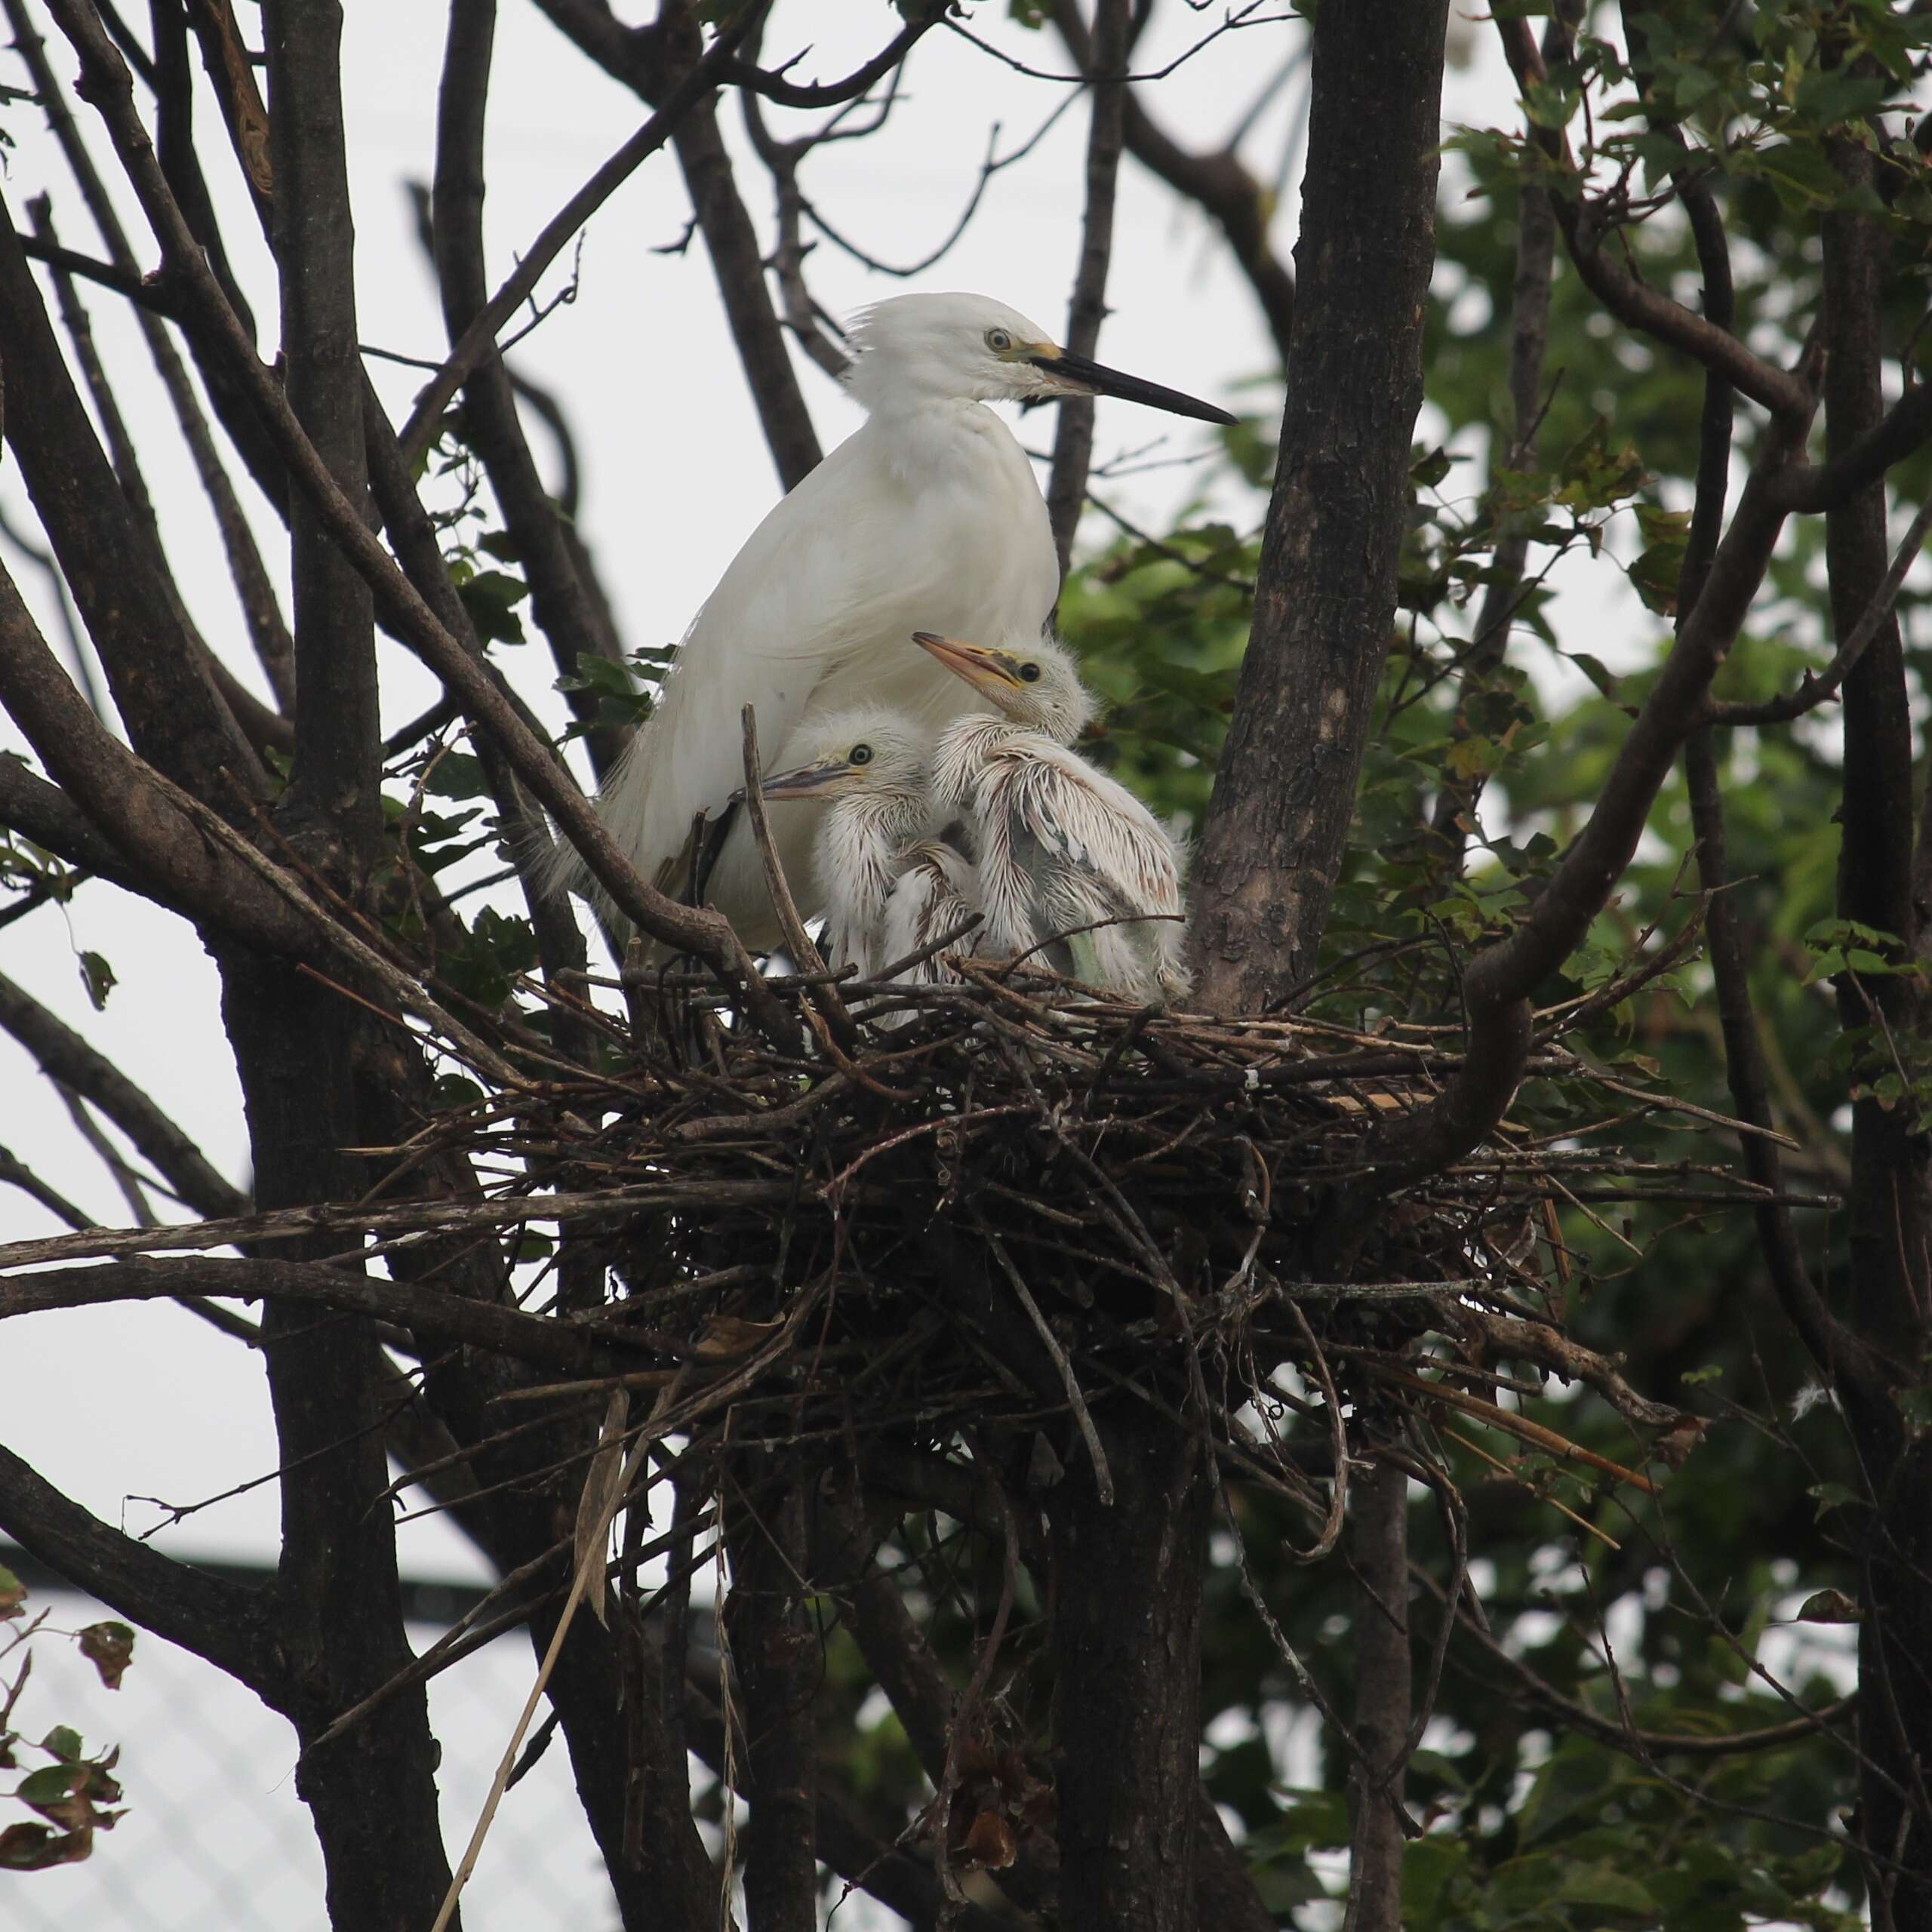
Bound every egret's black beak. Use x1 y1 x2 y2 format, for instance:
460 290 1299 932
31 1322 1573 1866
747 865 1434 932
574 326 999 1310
1029 348 1235 426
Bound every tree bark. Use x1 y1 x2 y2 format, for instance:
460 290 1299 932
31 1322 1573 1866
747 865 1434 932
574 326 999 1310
1046 0 1132 571
1189 0 1451 1013
1343 1462 1411 1932
727 1461 820 1932
1820 133 1932 1932
1048 1397 1211 1932
268 0 378 851
214 8 457 1927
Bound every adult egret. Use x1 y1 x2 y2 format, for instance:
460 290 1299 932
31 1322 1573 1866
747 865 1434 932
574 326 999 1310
758 706 940 983
917 631 1191 1001
555 291 1232 950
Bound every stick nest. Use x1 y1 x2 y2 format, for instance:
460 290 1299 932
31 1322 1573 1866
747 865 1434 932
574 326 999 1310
399 961 1787 1500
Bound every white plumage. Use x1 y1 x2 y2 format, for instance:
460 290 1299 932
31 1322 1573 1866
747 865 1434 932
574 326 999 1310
757 706 940 983
552 291 1230 951
881 837 982 986
918 632 1191 1003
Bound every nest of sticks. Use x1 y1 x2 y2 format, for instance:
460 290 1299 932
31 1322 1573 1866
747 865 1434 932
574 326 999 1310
365 936 1808 1528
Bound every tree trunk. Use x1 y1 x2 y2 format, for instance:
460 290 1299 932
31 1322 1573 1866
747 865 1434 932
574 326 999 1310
1189 0 1451 1013
1048 1398 1211 1932
1820 131 1932 1930
1343 1462 1411 1932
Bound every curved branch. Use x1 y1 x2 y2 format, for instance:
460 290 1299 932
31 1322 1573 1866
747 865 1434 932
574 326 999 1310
1707 491 1932 727
1352 442 1810 1195
0 969 245 1219
1496 20 1810 423
0 1256 644 1375
717 10 942 109
0 1438 281 1694
1772 383 1932 514
0 561 314 953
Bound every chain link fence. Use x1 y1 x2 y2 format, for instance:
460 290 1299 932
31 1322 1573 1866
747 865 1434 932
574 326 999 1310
3 1552 620 1932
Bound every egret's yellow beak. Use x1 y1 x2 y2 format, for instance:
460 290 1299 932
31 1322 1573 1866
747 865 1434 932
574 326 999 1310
1026 343 1235 426
759 755 854 801
912 631 1027 694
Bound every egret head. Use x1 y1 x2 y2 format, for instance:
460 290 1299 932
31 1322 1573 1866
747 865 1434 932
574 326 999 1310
845 292 1235 425
760 706 933 804
912 631 1097 742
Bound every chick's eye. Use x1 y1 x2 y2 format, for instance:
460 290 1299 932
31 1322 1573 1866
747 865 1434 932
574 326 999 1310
849 743 873 766
1018 662 1043 684
986 328 1014 353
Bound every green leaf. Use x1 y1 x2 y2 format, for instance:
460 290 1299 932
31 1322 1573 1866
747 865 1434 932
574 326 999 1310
17 1763 80 1804
38 1727 83 1763
1629 543 1684 616
78 950 115 1011
1896 1386 1932 1438
456 568 531 646
1411 445 1456 488
1807 1480 1861 1518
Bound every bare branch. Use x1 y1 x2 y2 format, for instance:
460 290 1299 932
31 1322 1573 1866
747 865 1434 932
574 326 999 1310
0 1255 645 1375
0 558 312 951
0 196 266 801
718 8 943 109
427 9 629 780
1047 0 1134 571
1053 0 1293 361
0 967 245 1218
1773 384 1932 513
0 1438 281 1693
1707 493 1932 728
398 6 766 469
532 0 823 490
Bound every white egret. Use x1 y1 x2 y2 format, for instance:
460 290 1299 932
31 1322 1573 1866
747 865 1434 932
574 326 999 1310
553 291 1232 949
917 631 1191 1002
880 837 982 986
757 706 940 983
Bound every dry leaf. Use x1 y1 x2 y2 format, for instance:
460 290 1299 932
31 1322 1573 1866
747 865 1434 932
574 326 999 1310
694 1314 784 1361
574 1389 629 1627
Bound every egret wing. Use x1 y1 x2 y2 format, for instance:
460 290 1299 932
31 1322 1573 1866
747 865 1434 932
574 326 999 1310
580 408 1057 947
1003 750 1186 996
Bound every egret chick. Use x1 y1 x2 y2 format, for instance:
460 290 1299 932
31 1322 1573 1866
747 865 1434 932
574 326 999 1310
758 707 938 983
554 291 1232 950
917 632 1190 1001
880 837 982 988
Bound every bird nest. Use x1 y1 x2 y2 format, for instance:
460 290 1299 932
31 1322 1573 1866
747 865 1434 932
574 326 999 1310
377 954 1784 1513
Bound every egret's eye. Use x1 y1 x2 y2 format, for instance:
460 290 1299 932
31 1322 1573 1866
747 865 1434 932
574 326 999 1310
849 743 874 766
986 327 1014 354
1017 662 1043 684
